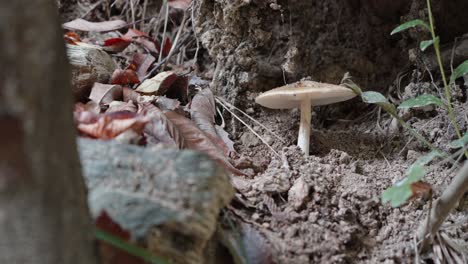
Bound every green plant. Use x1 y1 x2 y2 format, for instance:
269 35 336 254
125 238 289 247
342 0 468 208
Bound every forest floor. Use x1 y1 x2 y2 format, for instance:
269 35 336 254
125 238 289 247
226 82 468 263
59 1 467 263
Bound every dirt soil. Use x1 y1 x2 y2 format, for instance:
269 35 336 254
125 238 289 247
224 81 468 263
57 1 467 263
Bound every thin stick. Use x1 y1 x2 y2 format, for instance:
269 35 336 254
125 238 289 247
130 0 136 29
216 97 286 143
416 161 468 252
158 1 169 63
216 99 280 157
140 0 149 30
162 10 188 69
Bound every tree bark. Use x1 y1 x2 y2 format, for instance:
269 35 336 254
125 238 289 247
0 1 96 263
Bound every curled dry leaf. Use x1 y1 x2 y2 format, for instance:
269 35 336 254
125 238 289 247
64 31 81 45
155 96 181 112
89 83 123 106
102 38 132 52
138 103 183 148
111 69 140 86
123 87 141 102
107 101 137 114
166 75 189 104
168 0 192 10
63 18 127 32
78 111 150 140
410 181 432 200
74 102 100 124
132 53 156 79
190 88 233 156
165 111 244 175
135 71 177 95
122 29 160 54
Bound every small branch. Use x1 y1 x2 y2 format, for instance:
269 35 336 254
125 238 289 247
416 161 468 252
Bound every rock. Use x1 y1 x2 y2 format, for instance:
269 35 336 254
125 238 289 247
288 176 310 210
240 131 260 147
66 44 117 99
78 138 234 264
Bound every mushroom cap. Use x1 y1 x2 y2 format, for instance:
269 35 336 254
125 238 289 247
255 80 357 109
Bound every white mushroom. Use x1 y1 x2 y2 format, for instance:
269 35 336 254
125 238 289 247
255 80 356 156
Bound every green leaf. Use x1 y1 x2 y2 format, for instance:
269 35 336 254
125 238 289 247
361 91 397 115
398 94 444 109
420 37 439 51
390 19 430 35
381 150 442 207
448 133 468 149
382 184 412 207
450 60 468 83
95 229 168 264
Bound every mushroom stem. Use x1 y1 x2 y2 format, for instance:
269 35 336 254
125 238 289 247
298 99 311 156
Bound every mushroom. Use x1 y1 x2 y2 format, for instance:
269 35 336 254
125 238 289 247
255 80 356 156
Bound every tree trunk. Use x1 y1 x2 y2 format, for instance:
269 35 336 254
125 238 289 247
0 1 96 263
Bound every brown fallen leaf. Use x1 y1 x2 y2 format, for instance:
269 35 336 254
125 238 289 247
410 181 432 200
190 88 233 156
89 83 123 106
166 74 189 104
122 29 160 54
64 31 81 45
74 102 100 124
135 71 177 95
78 111 150 140
63 19 127 32
138 103 183 148
155 96 181 112
123 87 141 102
111 69 140 86
168 0 192 10
132 53 156 80
102 38 132 52
165 111 244 175
107 101 137 114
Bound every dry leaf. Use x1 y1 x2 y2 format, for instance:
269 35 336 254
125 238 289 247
168 0 192 10
166 75 189 104
111 69 140 85
155 97 181 112
138 103 183 148
165 111 244 175
410 181 432 199
102 38 132 52
64 31 81 45
107 101 137 113
123 87 141 102
132 53 156 79
123 29 160 54
135 71 177 95
89 83 123 106
63 19 127 32
78 111 150 139
190 88 233 156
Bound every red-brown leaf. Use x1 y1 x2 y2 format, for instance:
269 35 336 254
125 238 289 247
89 83 123 106
95 211 146 264
410 181 432 199
123 87 141 102
111 69 140 85
132 53 156 79
138 103 184 148
166 75 188 104
135 71 177 95
164 111 244 175
64 31 81 45
102 38 132 52
161 37 172 57
122 29 160 54
190 89 233 156
63 19 127 32
78 111 150 139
